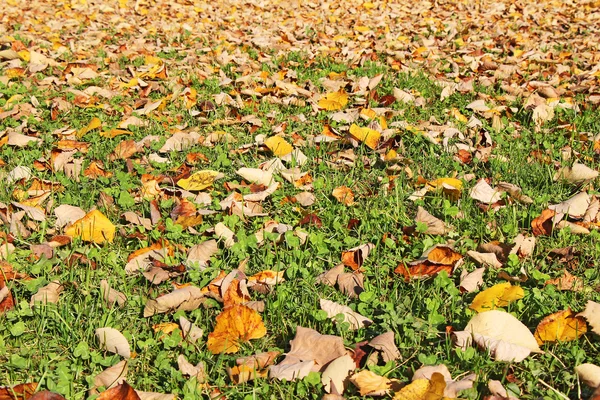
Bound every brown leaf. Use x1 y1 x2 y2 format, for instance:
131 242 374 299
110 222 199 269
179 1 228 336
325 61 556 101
28 391 66 400
341 243 374 271
532 209 555 236
0 383 37 400
98 382 140 400
545 270 583 291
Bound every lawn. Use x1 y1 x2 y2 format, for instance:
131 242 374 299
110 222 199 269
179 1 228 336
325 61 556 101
1 0 600 399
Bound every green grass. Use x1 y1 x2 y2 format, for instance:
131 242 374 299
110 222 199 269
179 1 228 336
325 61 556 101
1 17 600 400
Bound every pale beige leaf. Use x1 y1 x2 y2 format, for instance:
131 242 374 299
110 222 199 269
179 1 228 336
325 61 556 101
12 202 45 222
497 182 533 204
320 299 372 330
321 354 355 394
459 310 541 362
393 88 414 103
122 211 153 230
177 354 206 379
215 223 236 248
337 272 364 298
555 220 590 234
459 268 485 293
466 251 503 268
143 286 205 317
466 99 490 112
186 239 219 269
488 380 518 400
236 167 273 186
316 264 345 286
95 327 131 358
510 234 535 258
92 360 128 393
415 206 448 235
469 179 502 204
135 391 175 400
6 166 32 184
578 301 600 335
294 192 316 206
549 192 590 219
270 360 315 381
158 131 201 152
100 280 127 308
8 131 42 147
368 331 401 362
575 363 600 388
179 316 203 343
30 280 63 306
554 163 598 184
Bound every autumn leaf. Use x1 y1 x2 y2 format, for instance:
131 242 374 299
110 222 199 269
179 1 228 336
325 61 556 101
393 372 446 400
348 123 380 150
77 117 102 138
64 209 115 244
207 304 267 354
177 170 223 191
318 90 348 111
350 370 404 396
264 136 293 157
332 186 355 206
534 309 587 345
469 282 524 312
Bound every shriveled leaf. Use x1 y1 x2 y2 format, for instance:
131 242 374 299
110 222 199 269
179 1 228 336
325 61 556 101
0 383 38 399
207 304 266 354
532 209 556 236
341 243 374 271
95 327 131 358
64 209 115 244
270 360 315 381
320 299 373 330
534 309 587 345
469 282 524 312
545 270 583 291
100 280 127 308
143 286 205 317
337 272 364 298
350 370 404 396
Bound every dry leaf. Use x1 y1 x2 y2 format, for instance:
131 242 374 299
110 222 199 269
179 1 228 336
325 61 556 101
186 239 219 269
341 243 374 271
95 327 131 358
459 268 485 293
532 209 556 236
64 209 115 244
177 170 223 191
321 354 356 394
466 251 503 268
97 382 140 400
30 280 63 306
207 304 266 354
393 372 446 400
319 90 348 111
470 179 502 204
454 310 542 362
215 223 236 248
534 309 587 345
92 361 128 393
350 370 403 396
578 301 600 335
227 364 268 384
332 186 355 206
415 206 448 235
349 123 380 150
179 316 203 343
236 167 273 186
469 282 524 312
100 280 127 308
0 383 38 400
412 365 475 398
575 363 600 388
320 299 373 330
143 286 205 317
368 331 402 362
545 270 583 291
554 163 598 184
264 136 293 157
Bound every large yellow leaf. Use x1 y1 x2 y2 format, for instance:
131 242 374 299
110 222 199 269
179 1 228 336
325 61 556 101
349 124 381 150
469 282 524 312
264 136 293 157
177 170 222 191
207 305 267 354
65 209 115 244
534 309 587 345
318 90 348 111
393 372 445 400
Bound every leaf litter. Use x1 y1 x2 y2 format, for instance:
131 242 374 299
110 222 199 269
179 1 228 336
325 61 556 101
1 0 600 398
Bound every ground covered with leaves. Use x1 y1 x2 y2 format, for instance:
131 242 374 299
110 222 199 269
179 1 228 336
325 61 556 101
1 0 600 399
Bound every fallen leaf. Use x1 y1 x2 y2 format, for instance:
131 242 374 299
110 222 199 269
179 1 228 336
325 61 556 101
466 251 503 268
454 310 542 362
470 179 502 204
350 370 404 396
332 186 355 206
264 136 293 157
349 123 380 150
179 316 203 343
177 170 223 191
575 363 600 388
554 163 598 185
321 354 356 394
207 304 267 354
459 268 485 293
100 280 127 307
95 327 131 358
578 301 600 335
77 117 102 138
143 286 205 317
393 372 446 400
469 282 524 312
320 299 373 330
415 206 448 235
545 270 583 291
227 364 268 384
412 365 475 397
534 309 587 345
97 381 140 400
532 209 556 236
368 331 402 362
341 243 374 271
319 90 348 111
30 280 63 306
92 360 128 393
64 209 115 244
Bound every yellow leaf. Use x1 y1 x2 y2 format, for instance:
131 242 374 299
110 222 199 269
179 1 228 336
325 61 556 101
318 90 348 111
427 177 463 200
77 117 102 138
152 322 179 335
350 370 403 396
264 136 293 157
360 108 377 119
18 50 30 62
349 124 381 150
207 305 267 354
534 309 587 345
65 209 115 244
470 282 524 312
177 170 221 191
100 128 132 138
393 372 445 400
450 108 468 123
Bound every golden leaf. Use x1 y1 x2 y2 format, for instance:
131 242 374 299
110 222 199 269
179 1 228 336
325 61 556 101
332 185 355 206
393 372 445 400
207 305 267 354
469 282 524 312
534 309 587 345
100 128 132 138
177 170 221 191
349 123 381 150
350 370 404 396
227 364 268 384
318 90 348 111
264 136 293 157
77 117 102 138
65 209 115 244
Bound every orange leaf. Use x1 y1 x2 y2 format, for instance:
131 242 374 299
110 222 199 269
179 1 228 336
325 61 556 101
534 309 587 345
207 305 266 354
532 209 555 236
332 186 355 206
0 383 37 399
64 209 115 244
223 279 251 308
395 262 453 281
97 382 140 400
426 246 462 265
